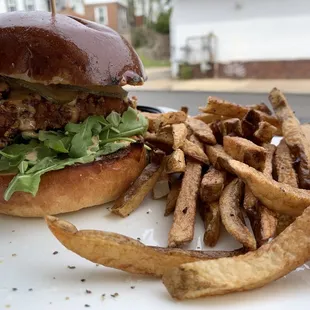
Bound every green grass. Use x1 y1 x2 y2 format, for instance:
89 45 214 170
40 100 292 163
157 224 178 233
138 52 170 68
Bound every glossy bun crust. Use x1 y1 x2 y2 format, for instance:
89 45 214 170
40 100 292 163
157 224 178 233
0 11 146 86
0 144 146 217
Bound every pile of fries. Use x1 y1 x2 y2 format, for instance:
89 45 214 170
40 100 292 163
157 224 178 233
46 88 310 300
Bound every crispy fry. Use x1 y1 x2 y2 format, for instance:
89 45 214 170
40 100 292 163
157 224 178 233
269 88 310 189
200 167 226 203
246 102 272 115
152 173 170 200
154 111 187 130
205 144 231 170
181 139 209 164
112 162 164 217
186 118 216 145
219 179 256 250
172 123 187 150
165 179 181 216
274 138 298 234
203 97 280 130
253 121 277 144
180 106 189 114
209 121 223 144
200 201 221 247
243 186 257 215
145 130 173 145
168 160 202 247
162 207 310 299
223 136 266 170
46 216 245 277
274 139 298 186
194 113 228 124
142 112 160 132
219 158 310 216
219 118 243 137
165 149 186 174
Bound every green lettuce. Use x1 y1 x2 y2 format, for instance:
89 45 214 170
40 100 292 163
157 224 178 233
0 107 148 200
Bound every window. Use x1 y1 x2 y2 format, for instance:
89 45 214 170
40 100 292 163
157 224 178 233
95 6 108 25
6 0 17 12
24 0 35 11
118 6 128 31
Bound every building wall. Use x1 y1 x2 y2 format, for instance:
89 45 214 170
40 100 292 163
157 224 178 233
0 0 49 13
170 0 310 78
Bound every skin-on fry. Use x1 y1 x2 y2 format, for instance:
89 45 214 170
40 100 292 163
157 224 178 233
203 97 280 130
205 144 231 170
219 118 243 137
141 112 160 132
219 158 310 216
200 167 226 203
112 161 164 217
274 138 298 234
165 149 186 174
165 179 181 216
154 111 187 130
145 130 173 145
168 160 202 247
301 123 310 141
172 123 187 150
186 118 216 145
274 139 298 187
194 113 228 124
251 144 277 246
243 186 257 215
246 102 272 115
181 139 209 164
223 136 266 170
253 121 277 144
46 216 245 277
162 207 310 299
200 201 221 247
219 179 256 250
269 88 310 189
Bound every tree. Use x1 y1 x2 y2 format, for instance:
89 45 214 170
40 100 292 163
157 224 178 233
154 8 171 34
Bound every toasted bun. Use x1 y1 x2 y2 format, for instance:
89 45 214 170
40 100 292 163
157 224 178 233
0 11 146 86
0 144 146 217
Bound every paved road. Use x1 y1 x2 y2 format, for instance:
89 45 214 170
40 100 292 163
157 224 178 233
130 91 310 123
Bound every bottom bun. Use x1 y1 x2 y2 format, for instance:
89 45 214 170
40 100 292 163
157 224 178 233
0 143 146 217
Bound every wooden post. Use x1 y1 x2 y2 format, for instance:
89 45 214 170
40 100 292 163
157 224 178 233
50 0 56 15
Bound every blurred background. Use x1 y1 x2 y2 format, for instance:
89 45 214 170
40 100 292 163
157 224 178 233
0 0 310 120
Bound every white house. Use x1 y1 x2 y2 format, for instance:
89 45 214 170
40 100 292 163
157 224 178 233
170 0 310 79
0 0 49 12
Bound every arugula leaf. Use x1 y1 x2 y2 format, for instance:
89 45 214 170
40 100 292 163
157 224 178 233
96 142 130 157
4 154 95 201
18 161 28 174
106 111 121 127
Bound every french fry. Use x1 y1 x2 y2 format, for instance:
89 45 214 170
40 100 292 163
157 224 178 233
223 136 267 170
46 216 245 277
253 121 277 144
200 201 221 247
165 149 186 174
172 123 187 150
165 179 181 216
154 111 187 130
251 144 277 246
168 160 202 247
219 157 310 216
269 88 310 189
181 139 209 164
186 118 216 145
200 167 226 203
194 113 228 124
112 161 164 217
145 130 173 145
301 123 310 141
203 97 280 130
219 179 256 250
141 112 161 132
162 207 310 299
274 138 298 234
246 102 272 115
205 144 231 170
152 173 170 200
180 106 189 114
219 118 243 137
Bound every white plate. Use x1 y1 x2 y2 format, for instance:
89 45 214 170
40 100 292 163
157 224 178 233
0 137 310 310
